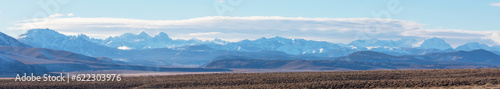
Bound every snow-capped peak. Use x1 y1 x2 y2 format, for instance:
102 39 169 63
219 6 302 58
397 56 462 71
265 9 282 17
211 38 229 45
417 37 452 50
138 31 151 38
153 32 173 41
19 28 67 39
155 32 170 38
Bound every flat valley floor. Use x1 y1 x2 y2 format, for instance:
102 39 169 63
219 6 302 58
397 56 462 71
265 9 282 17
1 68 500 89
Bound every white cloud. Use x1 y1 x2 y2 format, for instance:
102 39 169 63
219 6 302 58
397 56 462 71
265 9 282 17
117 46 132 50
490 3 500 7
11 16 500 45
67 13 74 16
15 16 422 31
400 29 489 39
188 32 222 36
48 14 65 18
48 13 75 18
487 32 500 44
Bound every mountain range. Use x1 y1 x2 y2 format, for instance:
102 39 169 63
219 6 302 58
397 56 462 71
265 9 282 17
0 28 500 75
4 28 500 68
9 29 500 66
206 49 500 70
21 29 500 55
18 29 119 57
100 31 215 49
0 30 230 77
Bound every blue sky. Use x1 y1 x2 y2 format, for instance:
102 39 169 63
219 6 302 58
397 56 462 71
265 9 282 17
1 0 500 46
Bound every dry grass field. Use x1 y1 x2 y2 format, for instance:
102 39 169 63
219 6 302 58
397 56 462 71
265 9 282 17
1 68 500 89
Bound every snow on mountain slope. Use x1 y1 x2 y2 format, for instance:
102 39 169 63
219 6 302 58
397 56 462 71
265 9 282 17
102 34 346 56
209 36 345 55
18 29 67 48
102 32 154 49
416 37 453 50
348 38 417 48
17 29 457 58
15 29 500 68
19 29 500 59
343 38 419 55
100 31 213 49
17 29 118 57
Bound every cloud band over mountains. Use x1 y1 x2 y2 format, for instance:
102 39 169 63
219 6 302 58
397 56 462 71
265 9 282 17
12 16 500 46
